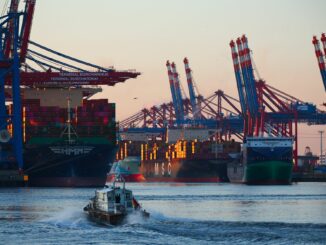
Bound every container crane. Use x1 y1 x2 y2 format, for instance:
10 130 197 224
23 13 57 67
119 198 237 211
171 62 184 123
0 0 141 187
0 5 24 174
4 39 140 87
229 40 247 115
234 35 259 136
312 34 326 91
241 35 259 116
3 0 19 59
166 61 179 122
183 57 200 120
20 0 36 63
2 0 139 89
229 35 326 168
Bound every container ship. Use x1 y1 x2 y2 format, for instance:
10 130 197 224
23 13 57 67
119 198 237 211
20 87 117 187
107 156 145 182
227 136 293 185
107 128 241 183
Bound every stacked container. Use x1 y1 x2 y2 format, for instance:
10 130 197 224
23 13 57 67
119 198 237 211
9 98 116 144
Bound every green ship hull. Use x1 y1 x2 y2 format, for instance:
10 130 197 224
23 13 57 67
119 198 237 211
244 161 292 185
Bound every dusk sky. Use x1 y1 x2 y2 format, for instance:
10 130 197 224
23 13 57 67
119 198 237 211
9 0 326 154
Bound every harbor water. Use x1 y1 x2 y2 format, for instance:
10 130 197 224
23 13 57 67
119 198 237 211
1 182 326 244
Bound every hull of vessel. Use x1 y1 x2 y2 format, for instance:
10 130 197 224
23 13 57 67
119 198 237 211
108 158 232 183
141 176 221 182
228 161 293 185
112 139 241 183
245 161 292 185
107 173 145 182
24 144 116 187
106 157 145 183
227 163 245 184
140 158 231 183
228 137 293 185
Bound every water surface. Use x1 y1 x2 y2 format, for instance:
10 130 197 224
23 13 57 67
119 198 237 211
1 183 325 244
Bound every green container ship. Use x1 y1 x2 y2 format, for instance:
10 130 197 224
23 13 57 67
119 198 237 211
227 136 293 185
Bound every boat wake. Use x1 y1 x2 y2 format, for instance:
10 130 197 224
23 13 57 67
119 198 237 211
113 211 326 244
41 206 92 229
137 193 326 201
28 208 326 244
123 211 150 225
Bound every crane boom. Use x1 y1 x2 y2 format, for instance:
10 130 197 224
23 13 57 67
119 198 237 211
171 62 184 122
166 61 179 121
20 0 36 63
312 35 326 91
4 0 19 58
5 70 140 86
29 40 114 72
183 57 200 119
230 40 247 115
236 37 254 116
241 35 259 115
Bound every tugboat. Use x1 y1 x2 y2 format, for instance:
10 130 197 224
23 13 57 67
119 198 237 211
83 175 149 225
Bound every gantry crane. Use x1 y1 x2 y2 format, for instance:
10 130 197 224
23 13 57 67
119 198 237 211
0 0 140 185
183 57 201 120
312 34 326 92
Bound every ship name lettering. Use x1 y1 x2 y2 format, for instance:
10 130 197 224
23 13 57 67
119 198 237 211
154 162 159 176
50 147 93 156
168 162 172 176
161 162 165 176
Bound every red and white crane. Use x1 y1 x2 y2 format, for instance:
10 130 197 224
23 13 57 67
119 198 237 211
312 34 326 91
183 57 200 120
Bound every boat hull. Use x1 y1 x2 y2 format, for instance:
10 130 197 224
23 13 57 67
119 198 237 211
245 161 292 185
86 209 127 226
228 136 294 185
106 157 146 183
108 158 232 183
84 207 150 226
113 140 241 183
228 161 293 185
24 144 116 187
106 173 145 183
140 158 231 183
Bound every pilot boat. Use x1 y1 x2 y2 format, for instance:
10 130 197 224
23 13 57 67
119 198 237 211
83 175 149 225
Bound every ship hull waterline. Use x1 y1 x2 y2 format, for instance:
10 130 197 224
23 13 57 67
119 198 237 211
107 158 234 183
245 161 293 185
24 144 116 187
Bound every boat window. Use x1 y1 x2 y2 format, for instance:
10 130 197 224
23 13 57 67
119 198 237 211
107 193 113 201
115 194 121 203
126 193 130 200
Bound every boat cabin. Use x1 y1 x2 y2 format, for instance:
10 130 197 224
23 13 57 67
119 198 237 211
93 180 134 214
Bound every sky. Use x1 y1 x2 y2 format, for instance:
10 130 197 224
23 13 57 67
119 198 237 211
6 0 326 155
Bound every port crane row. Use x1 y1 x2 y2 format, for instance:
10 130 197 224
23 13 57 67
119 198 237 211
120 46 326 132
0 0 325 171
120 36 326 168
0 0 140 170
